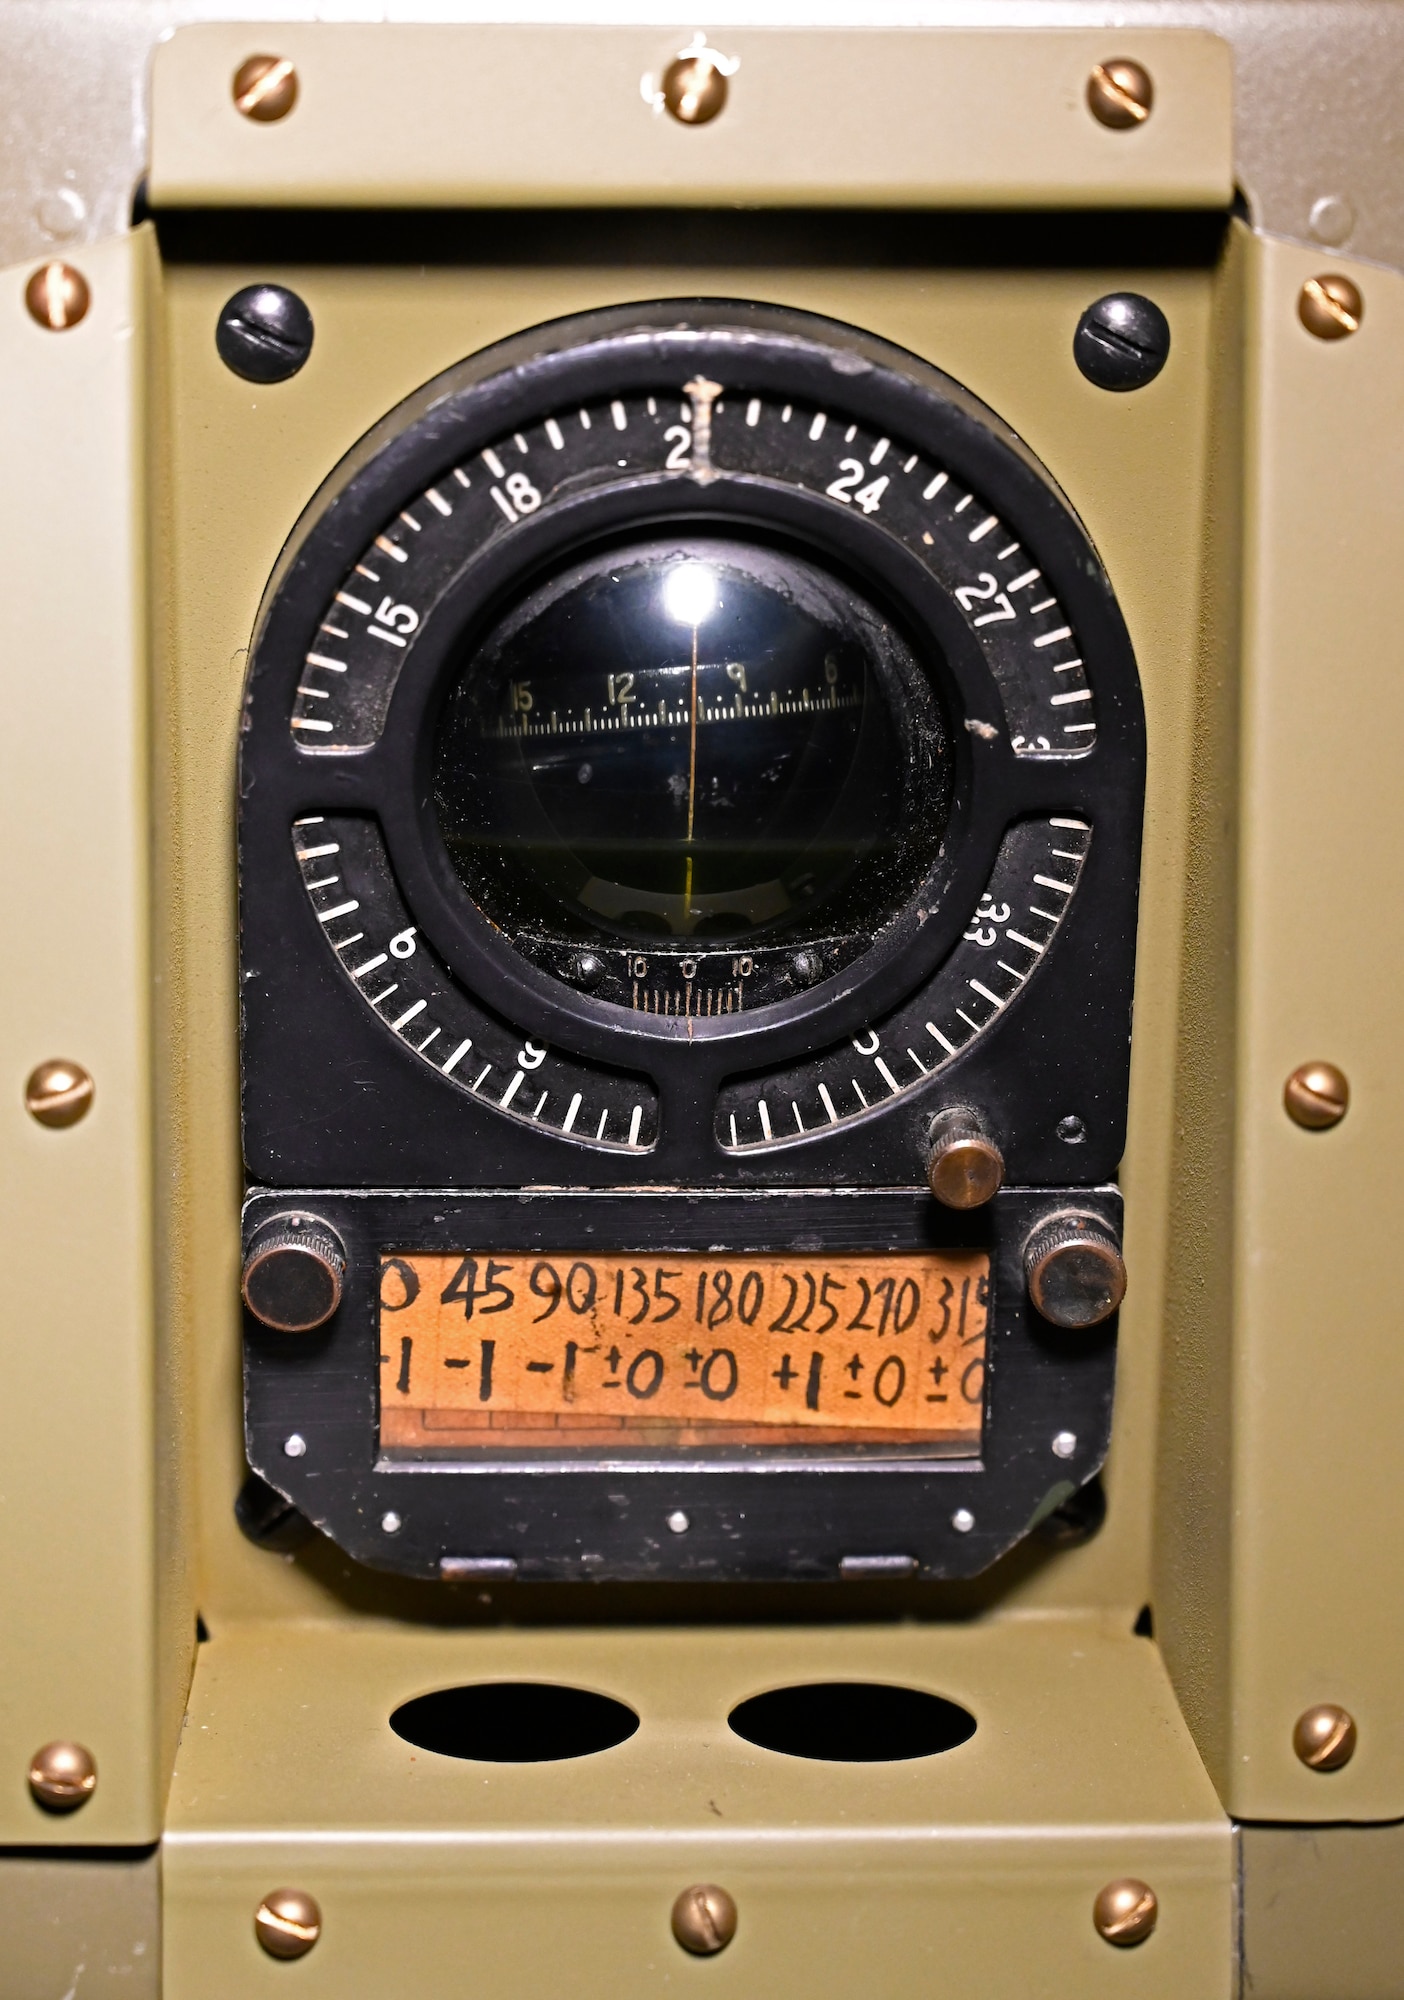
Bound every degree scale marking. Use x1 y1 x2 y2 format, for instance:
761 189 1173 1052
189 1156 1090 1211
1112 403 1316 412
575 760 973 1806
282 379 1100 1147
292 816 659 1152
715 817 1093 1152
289 388 1095 754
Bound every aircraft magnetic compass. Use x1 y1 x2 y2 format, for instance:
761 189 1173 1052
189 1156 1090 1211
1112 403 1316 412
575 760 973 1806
239 301 1145 1191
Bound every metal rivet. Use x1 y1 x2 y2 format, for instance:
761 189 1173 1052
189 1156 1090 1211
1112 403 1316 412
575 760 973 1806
233 55 299 123
927 1113 1004 1210
24 262 89 331
35 188 86 242
216 284 314 385
1086 59 1154 129
571 950 606 990
28 1741 97 1812
1093 1878 1158 1946
1298 275 1363 340
1074 292 1170 392
952 1508 975 1534
1056 1114 1086 1144
790 948 823 987
1309 195 1355 247
1283 1062 1349 1129
667 1510 690 1534
671 1884 737 1955
381 1511 402 1535
1293 1703 1357 1771
661 41 731 124
283 1433 307 1459
255 1887 322 1959
1052 1430 1078 1459
25 1060 94 1128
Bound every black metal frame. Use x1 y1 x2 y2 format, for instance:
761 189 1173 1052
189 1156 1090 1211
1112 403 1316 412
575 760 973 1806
237 302 1143 1581
243 1186 1120 1582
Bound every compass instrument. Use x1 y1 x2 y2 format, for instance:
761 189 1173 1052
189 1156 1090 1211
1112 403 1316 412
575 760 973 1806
238 301 1144 1580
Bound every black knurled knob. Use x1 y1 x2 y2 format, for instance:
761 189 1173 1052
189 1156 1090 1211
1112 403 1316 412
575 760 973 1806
242 1214 346 1332
1024 1215 1126 1329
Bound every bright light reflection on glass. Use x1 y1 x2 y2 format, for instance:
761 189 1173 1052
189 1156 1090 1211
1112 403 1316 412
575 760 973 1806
662 562 717 627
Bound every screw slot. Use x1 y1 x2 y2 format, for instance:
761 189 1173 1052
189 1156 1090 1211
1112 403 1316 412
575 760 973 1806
24 262 89 331
1283 1062 1349 1129
28 1741 97 1812
661 44 731 125
25 1060 94 1128
1086 59 1154 129
1093 1878 1158 1946
255 1888 321 1959
233 55 299 123
1298 275 1363 340
1293 1703 1357 1771
1074 292 1171 392
672 1884 738 1954
216 284 314 384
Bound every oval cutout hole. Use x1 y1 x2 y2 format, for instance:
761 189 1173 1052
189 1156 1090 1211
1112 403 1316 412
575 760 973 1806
390 1681 639 1763
728 1681 975 1762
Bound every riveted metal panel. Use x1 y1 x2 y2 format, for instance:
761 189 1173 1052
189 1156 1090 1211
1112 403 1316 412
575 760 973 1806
0 226 192 1843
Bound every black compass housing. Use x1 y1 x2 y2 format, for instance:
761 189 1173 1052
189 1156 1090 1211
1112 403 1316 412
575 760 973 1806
237 300 1145 1582
240 299 1144 1193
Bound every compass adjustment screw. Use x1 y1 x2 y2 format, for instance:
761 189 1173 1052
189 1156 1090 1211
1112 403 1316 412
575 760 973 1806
242 1213 346 1333
1025 1214 1126 1328
1074 292 1170 392
216 284 314 384
1086 59 1154 129
926 1109 1004 1210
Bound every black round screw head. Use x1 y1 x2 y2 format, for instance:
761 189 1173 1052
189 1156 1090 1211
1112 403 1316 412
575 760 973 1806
571 951 606 990
1073 292 1170 391
216 284 314 384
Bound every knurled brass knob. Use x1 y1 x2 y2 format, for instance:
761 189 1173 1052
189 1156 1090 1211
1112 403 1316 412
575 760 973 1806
28 1740 97 1811
1025 1215 1126 1328
927 1113 1004 1210
242 1214 346 1332
1293 1703 1357 1771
